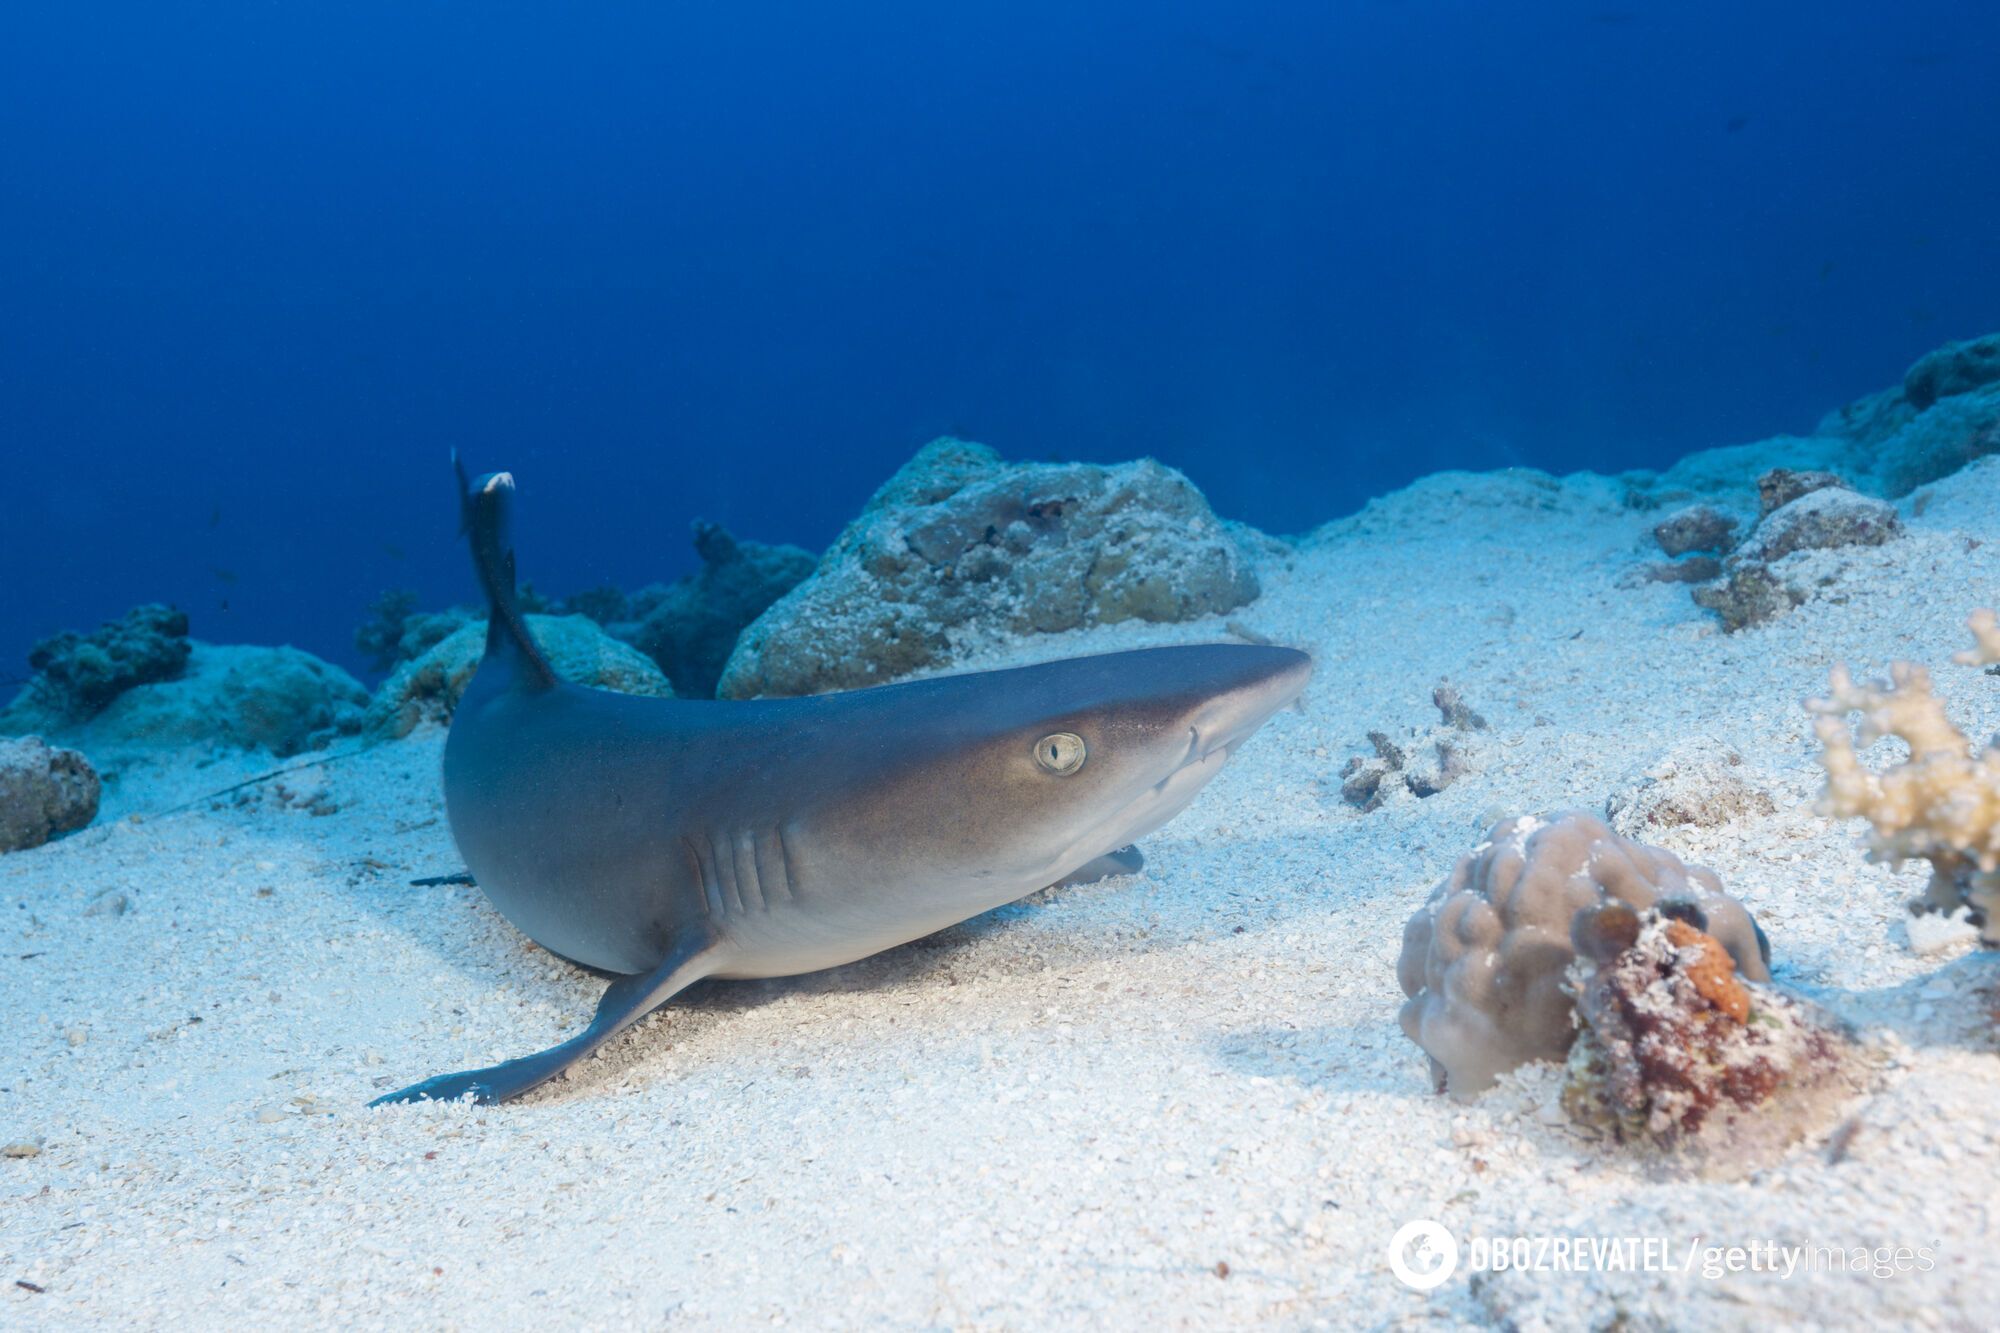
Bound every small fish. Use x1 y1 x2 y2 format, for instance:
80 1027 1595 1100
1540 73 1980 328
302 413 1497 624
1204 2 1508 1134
1725 114 1749 133
208 505 222 529
382 542 407 561
210 566 237 584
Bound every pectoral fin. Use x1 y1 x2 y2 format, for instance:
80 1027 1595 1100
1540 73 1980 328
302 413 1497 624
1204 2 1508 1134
1053 845 1144 888
371 929 717 1107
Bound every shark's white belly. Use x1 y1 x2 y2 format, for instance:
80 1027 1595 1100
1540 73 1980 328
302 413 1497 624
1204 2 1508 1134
705 872 1044 979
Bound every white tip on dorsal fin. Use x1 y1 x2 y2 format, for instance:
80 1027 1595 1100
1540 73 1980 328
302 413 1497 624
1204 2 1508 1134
483 471 515 495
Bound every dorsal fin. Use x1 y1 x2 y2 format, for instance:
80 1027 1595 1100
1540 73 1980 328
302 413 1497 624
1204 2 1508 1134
455 452 558 692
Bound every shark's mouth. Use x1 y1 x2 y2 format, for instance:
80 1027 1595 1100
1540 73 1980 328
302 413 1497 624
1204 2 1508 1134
1040 732 1236 882
1037 662 1307 885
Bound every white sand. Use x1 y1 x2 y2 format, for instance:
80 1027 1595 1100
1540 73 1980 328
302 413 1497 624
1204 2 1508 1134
5 454 1998 1329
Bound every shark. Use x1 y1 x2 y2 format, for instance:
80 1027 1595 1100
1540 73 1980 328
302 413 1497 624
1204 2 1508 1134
371 462 1311 1105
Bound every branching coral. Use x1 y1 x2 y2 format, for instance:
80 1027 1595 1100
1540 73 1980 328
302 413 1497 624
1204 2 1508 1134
1808 612 2000 945
1561 905 1849 1146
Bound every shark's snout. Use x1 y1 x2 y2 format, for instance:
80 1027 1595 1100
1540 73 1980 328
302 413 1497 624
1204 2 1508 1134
1041 644 1312 875
1186 645 1313 760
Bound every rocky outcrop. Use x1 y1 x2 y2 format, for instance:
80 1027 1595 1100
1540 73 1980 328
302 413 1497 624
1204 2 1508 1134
1640 332 2000 511
1651 505 1736 557
355 591 475 673
367 614 672 738
66 644 369 757
616 522 815 698
0 736 99 852
1692 481 1901 632
14 605 191 721
1903 332 2000 411
1755 468 1848 517
717 439 1262 699
2 605 369 759
1813 334 2000 496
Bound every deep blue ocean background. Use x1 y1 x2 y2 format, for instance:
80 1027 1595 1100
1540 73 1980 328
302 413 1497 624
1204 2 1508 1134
4 2 1997 678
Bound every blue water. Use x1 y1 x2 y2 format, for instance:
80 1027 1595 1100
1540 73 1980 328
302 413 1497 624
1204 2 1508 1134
4 2 1996 676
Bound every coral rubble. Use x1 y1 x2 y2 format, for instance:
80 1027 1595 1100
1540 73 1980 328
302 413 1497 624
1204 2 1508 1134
0 735 99 852
1560 905 1851 1147
1397 812 1770 1097
1809 614 2000 945
1635 556 1722 585
1339 682 1487 811
716 438 1261 699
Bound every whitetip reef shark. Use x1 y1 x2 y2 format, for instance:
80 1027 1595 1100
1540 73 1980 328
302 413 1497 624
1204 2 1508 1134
372 461 1311 1105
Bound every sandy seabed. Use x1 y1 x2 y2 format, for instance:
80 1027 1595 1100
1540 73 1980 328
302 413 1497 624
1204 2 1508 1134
5 454 1998 1330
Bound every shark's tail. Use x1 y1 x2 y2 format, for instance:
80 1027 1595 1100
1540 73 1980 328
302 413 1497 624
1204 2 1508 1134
455 452 557 691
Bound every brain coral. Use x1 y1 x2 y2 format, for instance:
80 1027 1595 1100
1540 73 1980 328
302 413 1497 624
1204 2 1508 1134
1396 812 1771 1098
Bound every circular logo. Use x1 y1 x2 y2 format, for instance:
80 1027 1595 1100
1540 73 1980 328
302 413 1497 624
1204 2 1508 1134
1388 1219 1459 1291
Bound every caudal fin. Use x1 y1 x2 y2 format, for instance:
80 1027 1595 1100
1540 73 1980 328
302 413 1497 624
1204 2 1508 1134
454 452 556 690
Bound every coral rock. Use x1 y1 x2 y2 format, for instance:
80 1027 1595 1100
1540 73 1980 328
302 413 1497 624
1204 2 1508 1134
1637 556 1722 585
73 644 369 758
1652 504 1737 556
1689 562 1801 632
1663 918 1750 1023
1735 487 1899 564
17 605 191 721
0 736 99 853
355 592 476 674
1396 812 1770 1098
617 522 815 698
1903 332 2000 411
1560 908 1848 1146
1691 488 1900 633
367 613 672 739
1808 332 2000 495
716 438 1261 699
1873 391 2000 498
1755 467 1849 517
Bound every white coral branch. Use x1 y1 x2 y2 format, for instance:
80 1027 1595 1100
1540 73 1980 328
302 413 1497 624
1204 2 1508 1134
1809 618 2000 947
1953 608 2000 668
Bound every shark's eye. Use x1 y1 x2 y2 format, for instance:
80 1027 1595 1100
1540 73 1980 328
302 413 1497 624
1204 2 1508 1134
1034 732 1087 775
